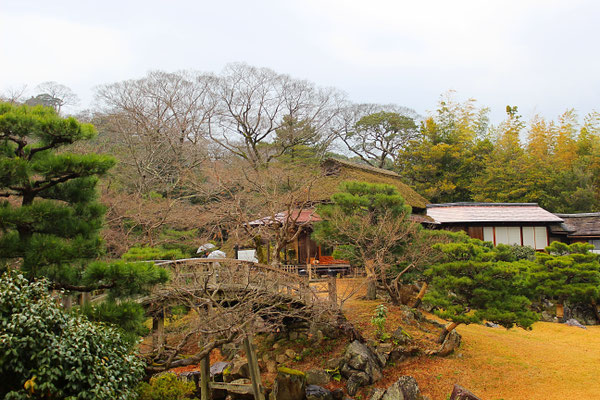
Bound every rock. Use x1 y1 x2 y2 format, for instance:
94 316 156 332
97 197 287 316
388 346 420 364
436 330 461 357
270 368 306 400
369 388 385 400
331 388 344 400
289 331 299 341
377 343 393 354
312 330 325 343
266 333 277 343
276 354 288 364
449 384 482 400
285 349 297 359
346 372 370 396
540 311 557 322
273 343 281 350
224 358 250 382
306 369 330 386
391 327 411 345
263 353 271 362
484 322 499 328
178 370 200 385
306 385 333 400
266 360 278 373
341 340 385 393
211 361 232 381
325 357 343 370
383 376 422 400
565 318 587 329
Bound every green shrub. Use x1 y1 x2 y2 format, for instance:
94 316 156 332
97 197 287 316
122 246 186 261
0 271 144 399
136 373 197 400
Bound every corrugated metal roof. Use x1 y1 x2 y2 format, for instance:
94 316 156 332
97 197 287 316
426 203 564 224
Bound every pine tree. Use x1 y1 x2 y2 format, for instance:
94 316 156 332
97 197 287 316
0 103 168 337
424 240 539 342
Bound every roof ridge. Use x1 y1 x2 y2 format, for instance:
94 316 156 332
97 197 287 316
427 202 540 208
555 212 600 217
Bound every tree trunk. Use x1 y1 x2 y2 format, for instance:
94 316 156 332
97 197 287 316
365 260 377 300
592 300 600 324
412 282 428 309
437 321 459 344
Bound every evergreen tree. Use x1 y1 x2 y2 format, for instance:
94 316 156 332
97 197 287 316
531 241 600 321
0 103 168 337
424 240 539 342
312 181 416 301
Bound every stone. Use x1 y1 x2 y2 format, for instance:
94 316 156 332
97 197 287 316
325 357 343 370
382 376 422 400
377 343 393 354
540 311 557 322
266 360 278 373
224 358 250 382
273 343 281 350
263 353 271 362
306 385 333 400
388 346 420 364
306 369 330 386
436 330 462 357
346 372 370 396
276 354 288 364
211 361 232 381
369 388 385 400
565 318 587 329
484 322 499 328
313 330 325 343
270 368 306 400
289 331 299 340
391 327 411 345
449 384 482 400
285 349 297 359
331 388 344 400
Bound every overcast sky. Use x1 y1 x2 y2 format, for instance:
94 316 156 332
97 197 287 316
2 0 599 122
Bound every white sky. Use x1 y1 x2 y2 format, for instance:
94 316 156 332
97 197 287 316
1 0 599 122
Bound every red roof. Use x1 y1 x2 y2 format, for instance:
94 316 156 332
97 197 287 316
426 203 563 224
248 209 322 226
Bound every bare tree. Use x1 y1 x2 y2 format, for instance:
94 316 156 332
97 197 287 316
0 85 28 104
27 81 80 114
209 63 343 168
332 103 419 168
96 71 217 195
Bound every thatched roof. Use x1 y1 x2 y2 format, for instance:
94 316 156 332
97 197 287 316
312 158 428 210
552 213 600 238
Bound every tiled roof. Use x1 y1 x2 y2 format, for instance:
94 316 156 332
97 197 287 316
553 213 600 237
426 203 564 224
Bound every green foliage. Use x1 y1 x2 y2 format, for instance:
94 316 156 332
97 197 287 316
424 240 539 329
122 246 186 261
136 373 197 400
371 304 388 340
531 241 600 304
0 271 144 399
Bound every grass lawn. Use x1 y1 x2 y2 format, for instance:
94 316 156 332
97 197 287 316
339 277 600 400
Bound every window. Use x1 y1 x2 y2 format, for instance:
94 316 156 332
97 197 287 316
481 226 548 250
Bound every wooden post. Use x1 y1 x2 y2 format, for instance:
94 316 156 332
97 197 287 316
200 355 210 400
61 294 72 310
152 308 165 351
80 292 91 306
243 336 265 400
328 276 337 306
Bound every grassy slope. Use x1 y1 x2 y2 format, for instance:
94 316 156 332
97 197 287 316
343 293 600 400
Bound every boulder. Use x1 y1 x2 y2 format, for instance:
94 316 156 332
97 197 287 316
565 318 587 329
269 368 306 400
306 385 333 400
388 346 420 364
285 349 297 359
449 384 482 400
211 361 232 382
224 358 250 382
306 369 330 386
276 354 288 364
341 340 385 394
346 371 370 396
325 357 343 370
331 388 344 400
374 376 422 400
391 327 412 345
436 330 461 357
266 360 278 373
484 322 499 328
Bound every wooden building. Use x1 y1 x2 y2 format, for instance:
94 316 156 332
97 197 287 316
426 202 564 250
247 158 429 269
550 213 600 253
